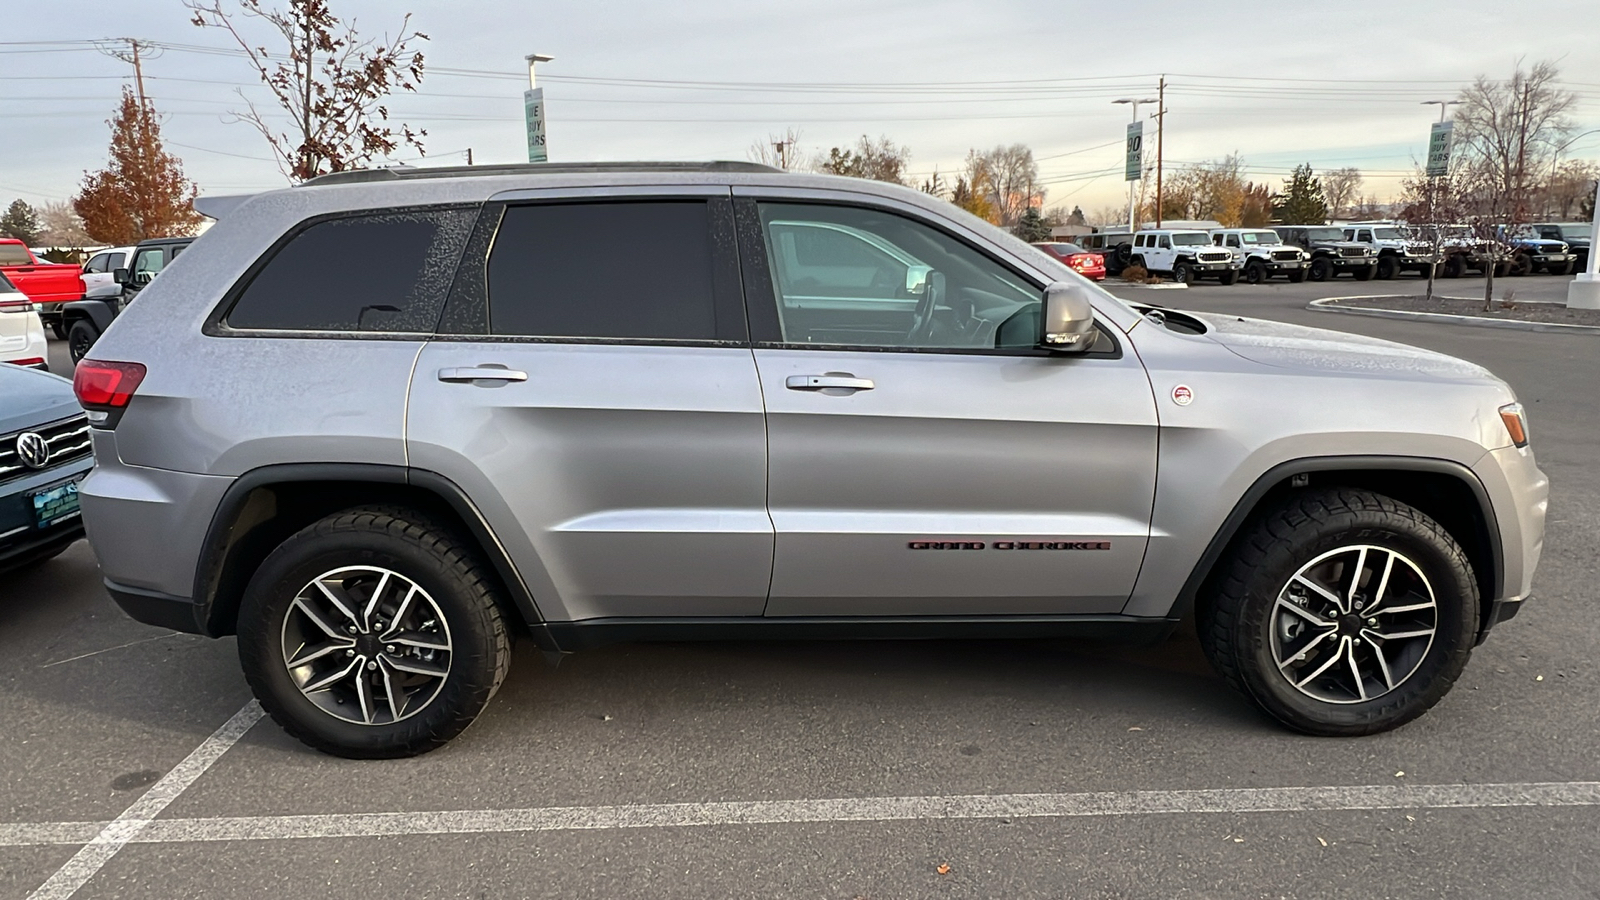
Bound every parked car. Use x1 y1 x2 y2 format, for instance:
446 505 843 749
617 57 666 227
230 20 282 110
1529 222 1591 270
79 161 1545 757
1422 225 1508 279
1272 226 1378 281
1 364 92 573
1496 226 1575 276
0 273 49 371
61 236 195 363
1077 228 1137 277
1208 228 1307 284
0 239 82 340
80 246 136 300
1128 229 1240 284
1031 241 1106 280
1340 223 1438 280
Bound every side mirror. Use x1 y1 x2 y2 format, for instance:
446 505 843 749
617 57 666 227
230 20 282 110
1039 281 1096 352
112 267 130 285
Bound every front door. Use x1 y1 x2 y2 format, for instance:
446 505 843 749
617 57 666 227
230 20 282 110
734 196 1159 618
406 192 773 623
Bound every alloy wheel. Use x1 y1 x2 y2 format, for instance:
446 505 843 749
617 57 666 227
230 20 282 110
280 566 453 725
1269 545 1437 705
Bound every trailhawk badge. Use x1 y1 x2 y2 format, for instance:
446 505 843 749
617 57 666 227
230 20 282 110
1171 384 1194 406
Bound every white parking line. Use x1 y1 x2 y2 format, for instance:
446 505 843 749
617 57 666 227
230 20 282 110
25 701 263 900
5 780 1599 850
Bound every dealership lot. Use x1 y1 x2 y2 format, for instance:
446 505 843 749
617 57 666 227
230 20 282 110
5 276 1598 898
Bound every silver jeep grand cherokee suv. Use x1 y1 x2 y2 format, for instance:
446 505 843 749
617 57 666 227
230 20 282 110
74 162 1547 758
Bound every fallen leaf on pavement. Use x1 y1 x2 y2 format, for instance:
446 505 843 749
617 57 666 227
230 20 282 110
937 864 951 875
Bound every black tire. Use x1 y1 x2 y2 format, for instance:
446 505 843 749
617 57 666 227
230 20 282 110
1376 256 1398 280
1198 488 1478 736
1508 253 1532 277
1414 262 1438 279
237 506 512 758
49 319 67 341
1308 258 1332 282
1243 261 1266 284
1550 259 1575 277
1217 268 1239 286
1286 268 1307 284
1442 254 1466 278
1352 264 1376 282
1171 260 1192 284
67 320 99 363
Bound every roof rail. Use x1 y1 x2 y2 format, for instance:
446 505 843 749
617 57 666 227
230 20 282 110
301 160 782 187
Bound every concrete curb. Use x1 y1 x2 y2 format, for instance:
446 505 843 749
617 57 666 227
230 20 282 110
1307 295 1600 335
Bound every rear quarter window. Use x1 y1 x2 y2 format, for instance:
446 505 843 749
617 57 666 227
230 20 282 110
223 207 475 333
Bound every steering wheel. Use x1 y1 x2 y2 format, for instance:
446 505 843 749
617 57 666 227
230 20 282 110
908 271 944 345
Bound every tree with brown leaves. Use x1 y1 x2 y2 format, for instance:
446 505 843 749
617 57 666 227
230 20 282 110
188 0 428 182
73 88 203 245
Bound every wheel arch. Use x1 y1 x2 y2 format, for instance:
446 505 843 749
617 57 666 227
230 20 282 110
1177 456 1502 641
59 299 114 333
192 463 555 650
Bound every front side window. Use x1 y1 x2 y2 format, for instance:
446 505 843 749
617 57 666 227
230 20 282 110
131 248 164 283
1357 230 1374 242
487 200 719 341
108 252 126 270
1171 233 1208 247
756 202 1040 350
1158 236 1172 249
225 207 475 332
84 253 109 274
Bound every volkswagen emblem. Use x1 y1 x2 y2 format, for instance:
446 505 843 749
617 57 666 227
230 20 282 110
15 432 50 469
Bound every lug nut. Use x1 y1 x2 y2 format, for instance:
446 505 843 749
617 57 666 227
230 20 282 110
385 645 397 655
345 649 355 657
367 661 378 671
1367 618 1378 626
346 625 358 635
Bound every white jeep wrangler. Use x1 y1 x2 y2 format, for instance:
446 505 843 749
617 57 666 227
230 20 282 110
1342 222 1439 280
1130 229 1240 285
1208 228 1308 285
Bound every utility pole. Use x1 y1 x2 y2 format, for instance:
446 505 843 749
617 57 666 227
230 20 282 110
1112 96 1158 232
1154 75 1166 229
99 38 151 109
773 137 793 170
465 147 473 166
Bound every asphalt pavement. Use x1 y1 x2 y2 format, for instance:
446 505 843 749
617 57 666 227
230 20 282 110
5 269 1598 899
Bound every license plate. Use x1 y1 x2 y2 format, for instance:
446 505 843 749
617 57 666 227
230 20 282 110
31 480 81 528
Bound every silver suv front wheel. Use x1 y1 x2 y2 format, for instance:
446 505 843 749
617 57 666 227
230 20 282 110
1200 488 1478 736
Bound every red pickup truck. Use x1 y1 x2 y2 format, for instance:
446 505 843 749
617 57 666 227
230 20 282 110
0 239 83 338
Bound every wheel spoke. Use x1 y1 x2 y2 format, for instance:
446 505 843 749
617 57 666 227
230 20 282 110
1344 547 1368 612
1376 600 1434 615
1362 551 1397 615
302 656 362 693
379 585 420 641
1371 627 1435 641
1293 574 1343 610
286 639 354 668
1360 633 1396 690
1275 597 1334 628
1277 627 1336 670
390 631 450 652
291 597 352 642
361 570 392 633
1295 637 1350 688
384 655 449 678
313 579 363 627
354 663 376 725
378 656 405 723
1344 638 1368 701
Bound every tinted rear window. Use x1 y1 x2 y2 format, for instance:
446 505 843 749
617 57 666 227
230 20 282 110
487 201 717 340
0 245 32 265
226 208 475 332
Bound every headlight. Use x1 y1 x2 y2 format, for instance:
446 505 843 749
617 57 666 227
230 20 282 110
1499 402 1530 448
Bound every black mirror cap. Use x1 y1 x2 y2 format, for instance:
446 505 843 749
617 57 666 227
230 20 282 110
112 267 130 285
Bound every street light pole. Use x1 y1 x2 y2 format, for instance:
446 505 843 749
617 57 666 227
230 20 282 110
1547 128 1600 218
1154 75 1166 229
524 53 554 163
1419 100 1459 303
1112 96 1158 232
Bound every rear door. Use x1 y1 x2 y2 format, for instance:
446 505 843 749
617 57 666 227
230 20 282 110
405 188 772 623
733 192 1158 618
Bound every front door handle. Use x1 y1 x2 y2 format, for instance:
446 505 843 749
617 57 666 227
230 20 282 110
785 374 875 393
438 366 529 383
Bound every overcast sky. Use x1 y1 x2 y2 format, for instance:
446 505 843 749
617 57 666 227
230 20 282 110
3 0 1598 219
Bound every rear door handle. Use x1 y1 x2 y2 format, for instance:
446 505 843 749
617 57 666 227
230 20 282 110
785 374 875 392
438 366 528 383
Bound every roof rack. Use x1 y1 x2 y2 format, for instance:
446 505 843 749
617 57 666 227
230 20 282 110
301 160 782 187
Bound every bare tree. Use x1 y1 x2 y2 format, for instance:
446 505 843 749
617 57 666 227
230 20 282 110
1319 167 1362 220
38 201 94 248
1539 160 1600 219
814 134 911 185
188 0 428 182
1453 60 1576 223
749 128 803 170
969 144 1041 228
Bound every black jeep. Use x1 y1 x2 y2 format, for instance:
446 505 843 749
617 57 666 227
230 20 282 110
60 236 194 363
1273 226 1378 282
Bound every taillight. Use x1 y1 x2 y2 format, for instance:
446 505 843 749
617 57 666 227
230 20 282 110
1067 253 1103 270
0 298 35 312
73 359 147 411
7 357 46 368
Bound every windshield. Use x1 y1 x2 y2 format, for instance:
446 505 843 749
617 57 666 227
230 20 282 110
1171 233 1209 246
1372 228 1403 240
1304 227 1345 241
1240 231 1278 244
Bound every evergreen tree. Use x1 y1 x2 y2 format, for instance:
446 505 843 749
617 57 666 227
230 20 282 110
1013 206 1051 242
1271 164 1329 224
0 200 43 245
